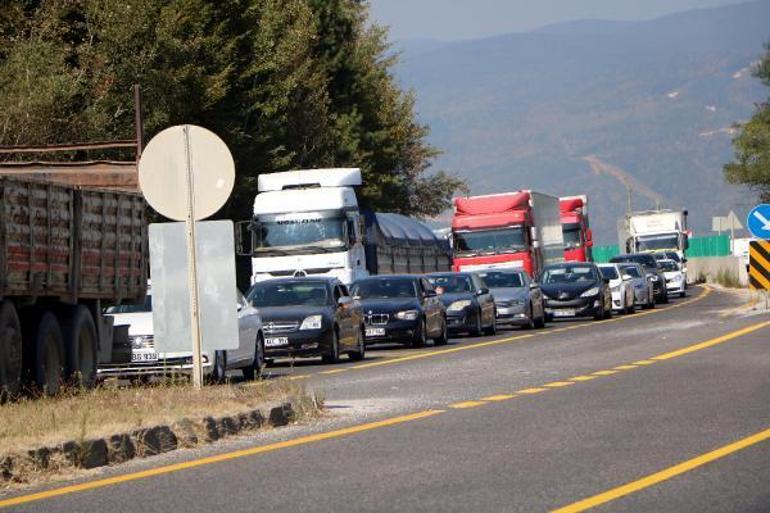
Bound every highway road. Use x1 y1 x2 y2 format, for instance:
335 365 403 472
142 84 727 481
3 285 770 512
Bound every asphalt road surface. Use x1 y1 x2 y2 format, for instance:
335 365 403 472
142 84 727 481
3 286 770 513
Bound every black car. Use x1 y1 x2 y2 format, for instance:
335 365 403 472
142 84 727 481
246 277 365 364
609 253 669 304
540 262 612 321
427 272 496 336
350 275 447 347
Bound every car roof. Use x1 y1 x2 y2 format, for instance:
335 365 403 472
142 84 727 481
252 277 338 286
544 262 596 268
428 272 473 277
353 274 418 282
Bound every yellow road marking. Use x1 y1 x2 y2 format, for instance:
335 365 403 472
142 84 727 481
319 368 347 375
650 320 770 361
591 370 618 376
613 365 637 371
570 375 599 382
481 394 517 401
517 387 548 394
449 400 488 409
544 381 575 388
0 410 445 510
633 360 655 365
551 427 770 513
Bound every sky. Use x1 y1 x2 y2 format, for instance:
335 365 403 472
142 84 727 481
367 0 749 41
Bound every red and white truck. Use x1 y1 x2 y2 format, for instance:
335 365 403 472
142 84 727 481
450 191 564 277
559 195 593 262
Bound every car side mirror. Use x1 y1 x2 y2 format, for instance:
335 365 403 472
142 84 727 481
622 274 633 281
529 282 539 290
477 288 489 296
338 296 353 308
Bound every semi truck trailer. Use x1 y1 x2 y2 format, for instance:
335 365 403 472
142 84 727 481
450 191 564 276
560 195 593 262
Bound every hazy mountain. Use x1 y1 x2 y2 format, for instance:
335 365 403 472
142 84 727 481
394 0 770 243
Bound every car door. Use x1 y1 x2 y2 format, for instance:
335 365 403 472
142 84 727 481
228 290 257 367
474 275 495 326
419 278 441 336
334 284 355 349
525 274 544 318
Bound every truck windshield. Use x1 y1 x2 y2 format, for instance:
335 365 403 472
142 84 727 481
247 282 329 307
253 214 346 255
562 223 582 249
636 233 679 252
453 227 526 255
350 278 417 299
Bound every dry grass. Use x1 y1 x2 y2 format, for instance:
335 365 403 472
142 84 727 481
0 379 317 455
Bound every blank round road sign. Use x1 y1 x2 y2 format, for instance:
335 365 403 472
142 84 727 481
138 125 235 221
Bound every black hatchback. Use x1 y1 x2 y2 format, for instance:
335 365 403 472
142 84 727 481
350 275 447 347
540 262 612 321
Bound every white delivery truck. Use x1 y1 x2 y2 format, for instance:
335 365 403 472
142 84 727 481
618 209 689 260
237 168 450 284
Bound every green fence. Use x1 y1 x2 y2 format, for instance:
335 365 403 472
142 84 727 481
590 234 730 262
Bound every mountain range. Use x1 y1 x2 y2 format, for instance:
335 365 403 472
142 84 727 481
394 0 770 243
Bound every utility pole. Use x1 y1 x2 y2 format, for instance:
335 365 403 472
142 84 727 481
623 178 632 214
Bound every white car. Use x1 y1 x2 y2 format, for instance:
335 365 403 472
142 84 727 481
598 264 635 314
658 259 686 298
99 287 265 382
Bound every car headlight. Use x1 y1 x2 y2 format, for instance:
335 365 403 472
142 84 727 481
131 335 153 349
671 274 681 282
395 310 419 321
448 300 472 312
647 274 659 282
580 287 600 298
300 315 323 330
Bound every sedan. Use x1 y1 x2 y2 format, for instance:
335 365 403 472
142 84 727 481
540 262 612 321
350 275 447 347
617 262 656 309
477 270 545 329
610 253 669 304
598 263 635 314
100 287 265 382
427 272 496 336
247 277 364 364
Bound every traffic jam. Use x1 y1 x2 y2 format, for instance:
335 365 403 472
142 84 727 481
103 168 691 379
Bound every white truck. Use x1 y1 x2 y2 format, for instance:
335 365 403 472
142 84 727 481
237 168 450 284
618 210 689 259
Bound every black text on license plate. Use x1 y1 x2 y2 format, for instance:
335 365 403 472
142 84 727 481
365 327 386 337
265 337 289 347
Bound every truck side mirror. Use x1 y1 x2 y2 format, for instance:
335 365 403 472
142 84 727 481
585 239 594 248
235 220 255 257
586 228 593 242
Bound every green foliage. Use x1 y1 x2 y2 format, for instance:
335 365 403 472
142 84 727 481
725 43 770 201
0 0 464 218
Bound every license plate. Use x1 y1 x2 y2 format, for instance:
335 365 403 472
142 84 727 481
265 337 289 347
553 309 575 317
365 327 386 337
131 350 158 362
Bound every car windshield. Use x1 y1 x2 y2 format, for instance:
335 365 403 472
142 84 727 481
105 295 152 314
611 255 657 270
636 233 680 252
541 265 596 284
248 281 329 307
599 266 619 280
428 275 473 293
252 213 346 254
478 271 524 288
350 278 417 299
620 265 642 278
562 223 582 249
453 226 526 255
658 260 679 272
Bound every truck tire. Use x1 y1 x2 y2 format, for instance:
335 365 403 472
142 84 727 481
59 306 98 389
0 301 23 402
22 311 65 396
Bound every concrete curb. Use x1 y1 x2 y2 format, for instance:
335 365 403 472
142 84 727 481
1 401 296 483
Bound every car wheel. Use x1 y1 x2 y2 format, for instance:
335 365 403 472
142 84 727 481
322 329 341 364
483 310 497 336
471 310 484 337
522 304 535 330
208 351 227 384
593 302 605 321
434 317 449 346
604 298 613 319
627 300 636 314
242 334 265 380
411 319 428 348
680 291 686 298
349 327 366 361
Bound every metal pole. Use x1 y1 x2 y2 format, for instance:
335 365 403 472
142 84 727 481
625 180 632 214
133 84 144 158
182 126 204 388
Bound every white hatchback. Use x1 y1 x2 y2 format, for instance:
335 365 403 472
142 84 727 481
598 263 635 314
658 259 686 298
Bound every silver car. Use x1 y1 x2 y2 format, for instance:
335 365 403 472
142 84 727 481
478 270 546 329
617 263 656 309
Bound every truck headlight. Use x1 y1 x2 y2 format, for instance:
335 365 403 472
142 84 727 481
580 287 600 298
448 300 472 312
300 315 323 330
395 310 419 321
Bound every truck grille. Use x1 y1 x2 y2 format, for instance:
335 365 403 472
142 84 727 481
365 314 389 326
263 321 299 334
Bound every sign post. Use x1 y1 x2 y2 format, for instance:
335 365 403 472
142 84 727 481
138 125 235 388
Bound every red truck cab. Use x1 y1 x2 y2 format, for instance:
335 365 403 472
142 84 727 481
560 196 593 262
451 191 563 277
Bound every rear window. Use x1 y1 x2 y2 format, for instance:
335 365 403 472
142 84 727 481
599 266 619 280
611 254 657 268
477 271 524 288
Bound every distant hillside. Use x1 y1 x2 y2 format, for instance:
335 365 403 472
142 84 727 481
395 0 770 242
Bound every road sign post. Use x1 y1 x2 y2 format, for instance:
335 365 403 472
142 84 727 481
139 125 235 388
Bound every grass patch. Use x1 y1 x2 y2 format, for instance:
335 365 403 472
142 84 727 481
0 379 319 456
713 268 741 288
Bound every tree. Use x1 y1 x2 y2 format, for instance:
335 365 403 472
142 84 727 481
725 43 770 201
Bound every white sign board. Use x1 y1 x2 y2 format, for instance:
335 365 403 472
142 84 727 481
149 220 239 352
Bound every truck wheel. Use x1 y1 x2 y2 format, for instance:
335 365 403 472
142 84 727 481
0 301 23 402
59 306 98 389
22 311 65 396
